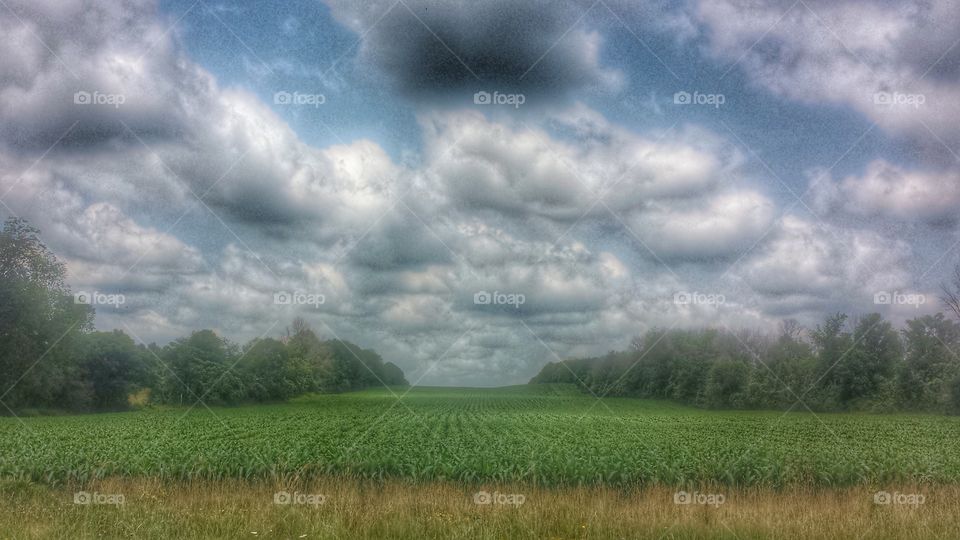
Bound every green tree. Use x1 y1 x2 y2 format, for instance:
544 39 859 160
76 330 149 410
238 337 310 401
703 358 750 408
382 361 409 386
810 313 852 409
840 314 902 408
745 320 817 409
0 218 92 410
900 314 960 410
286 319 335 391
160 330 244 405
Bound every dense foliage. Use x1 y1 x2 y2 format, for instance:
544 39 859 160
1 386 958 486
0 218 406 413
152 325 409 407
531 315 960 414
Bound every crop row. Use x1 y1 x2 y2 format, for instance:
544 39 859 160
1 387 958 486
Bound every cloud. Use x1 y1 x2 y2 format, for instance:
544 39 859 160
0 0 402 238
810 159 960 223
69 203 203 270
630 190 775 260
692 0 960 238
128 87 402 233
737 215 916 315
693 0 960 144
418 106 743 221
0 0 213 150
321 0 624 100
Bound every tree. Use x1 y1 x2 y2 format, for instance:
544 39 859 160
160 330 244 405
238 337 310 401
744 321 816 409
382 362 409 386
810 313 851 408
840 314 902 407
702 358 749 408
0 218 92 410
77 330 149 410
287 320 335 391
900 314 960 410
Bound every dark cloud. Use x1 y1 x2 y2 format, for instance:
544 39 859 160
0 0 201 151
323 0 623 99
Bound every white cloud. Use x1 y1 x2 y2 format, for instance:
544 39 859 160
694 0 960 142
738 215 914 311
811 159 960 222
419 107 743 221
631 190 776 259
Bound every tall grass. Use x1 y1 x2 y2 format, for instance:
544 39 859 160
0 477 955 539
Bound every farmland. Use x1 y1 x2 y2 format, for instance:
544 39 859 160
2 385 959 487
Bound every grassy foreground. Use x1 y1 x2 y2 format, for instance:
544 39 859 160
2 385 960 486
0 477 955 539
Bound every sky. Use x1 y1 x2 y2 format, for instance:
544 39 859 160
1 0 959 386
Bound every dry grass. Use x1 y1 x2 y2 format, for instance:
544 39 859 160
0 477 955 539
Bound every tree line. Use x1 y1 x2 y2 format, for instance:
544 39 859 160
531 312 960 414
0 218 407 413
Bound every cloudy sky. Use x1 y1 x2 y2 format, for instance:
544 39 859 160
1 0 958 385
